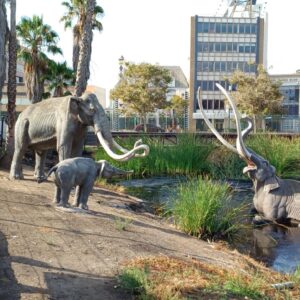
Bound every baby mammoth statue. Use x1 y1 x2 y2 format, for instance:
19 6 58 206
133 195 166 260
45 157 132 210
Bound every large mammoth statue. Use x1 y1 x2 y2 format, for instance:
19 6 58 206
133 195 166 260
199 83 300 223
10 93 149 181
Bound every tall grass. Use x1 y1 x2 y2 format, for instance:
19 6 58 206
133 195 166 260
169 177 248 240
209 146 247 180
247 135 300 178
93 134 300 179
94 134 215 177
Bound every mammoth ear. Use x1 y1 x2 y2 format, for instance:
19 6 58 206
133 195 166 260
69 96 82 114
264 176 280 192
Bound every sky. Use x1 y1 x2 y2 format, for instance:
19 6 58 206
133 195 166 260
14 0 300 97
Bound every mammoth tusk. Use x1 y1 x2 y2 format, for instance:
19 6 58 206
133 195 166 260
241 117 253 140
197 87 239 155
97 131 149 161
112 139 144 154
215 83 252 160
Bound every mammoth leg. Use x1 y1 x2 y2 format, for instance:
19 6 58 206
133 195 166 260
58 187 72 207
53 186 61 204
73 186 81 207
71 130 86 158
78 180 94 210
10 119 29 180
34 150 47 182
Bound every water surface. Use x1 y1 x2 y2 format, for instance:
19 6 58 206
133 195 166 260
118 176 300 273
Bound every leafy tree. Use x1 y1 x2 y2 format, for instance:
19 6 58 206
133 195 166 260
228 64 283 132
16 15 62 103
44 60 74 97
110 62 172 131
74 0 95 96
0 0 8 102
60 0 104 73
1 0 17 168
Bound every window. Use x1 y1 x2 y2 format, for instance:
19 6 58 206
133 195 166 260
208 100 213 109
208 81 214 91
227 62 232 72
220 62 226 72
203 42 209 52
208 62 214 72
227 43 233 52
202 99 207 109
233 43 238 52
221 43 226 52
220 100 225 109
244 45 251 53
214 100 219 110
238 44 244 53
203 61 209 72
221 23 227 33
216 23 221 33
209 42 214 52
203 22 209 33
209 22 215 33
215 62 221 72
228 23 233 33
215 43 221 52
233 24 238 33
251 45 256 53
239 24 245 34
251 24 257 34
245 24 251 34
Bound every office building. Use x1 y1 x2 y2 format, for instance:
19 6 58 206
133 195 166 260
189 1 266 131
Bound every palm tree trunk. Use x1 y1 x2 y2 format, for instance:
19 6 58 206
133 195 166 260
72 27 80 73
75 0 95 97
0 0 7 102
1 0 16 168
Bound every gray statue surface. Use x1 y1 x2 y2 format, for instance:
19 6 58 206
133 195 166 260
9 93 149 181
46 157 132 209
199 83 300 224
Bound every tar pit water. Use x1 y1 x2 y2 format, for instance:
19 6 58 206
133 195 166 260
118 176 300 274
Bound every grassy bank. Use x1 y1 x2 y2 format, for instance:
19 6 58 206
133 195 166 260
94 134 300 179
118 256 300 300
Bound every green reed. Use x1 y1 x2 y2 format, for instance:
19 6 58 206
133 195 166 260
93 134 300 179
169 177 247 240
94 134 214 177
247 135 300 178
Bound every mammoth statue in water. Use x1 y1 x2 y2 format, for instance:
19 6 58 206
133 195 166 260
199 83 300 224
10 93 149 181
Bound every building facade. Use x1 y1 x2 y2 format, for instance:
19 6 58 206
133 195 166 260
189 14 265 131
267 72 300 132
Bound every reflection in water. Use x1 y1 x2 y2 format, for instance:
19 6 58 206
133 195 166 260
118 176 300 273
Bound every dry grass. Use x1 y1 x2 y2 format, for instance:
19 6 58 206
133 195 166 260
94 178 127 193
119 255 300 299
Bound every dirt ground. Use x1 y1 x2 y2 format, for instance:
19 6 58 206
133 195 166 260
0 166 253 300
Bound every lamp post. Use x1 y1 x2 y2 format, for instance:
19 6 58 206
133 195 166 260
113 55 125 131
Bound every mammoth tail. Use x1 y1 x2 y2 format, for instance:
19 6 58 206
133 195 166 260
38 165 58 184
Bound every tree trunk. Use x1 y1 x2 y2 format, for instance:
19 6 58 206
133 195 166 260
1 0 16 168
72 27 80 73
74 0 95 97
0 0 7 102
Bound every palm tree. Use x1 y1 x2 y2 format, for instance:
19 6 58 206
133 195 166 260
74 0 95 97
1 0 17 168
44 60 75 97
0 0 7 102
60 0 104 73
16 15 62 103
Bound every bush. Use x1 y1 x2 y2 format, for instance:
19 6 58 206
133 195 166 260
169 177 247 240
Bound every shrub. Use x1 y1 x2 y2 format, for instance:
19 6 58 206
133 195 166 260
169 177 247 240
